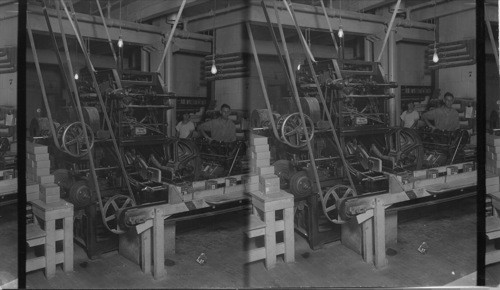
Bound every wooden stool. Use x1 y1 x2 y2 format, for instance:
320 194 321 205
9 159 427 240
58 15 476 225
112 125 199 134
27 200 74 278
245 190 294 269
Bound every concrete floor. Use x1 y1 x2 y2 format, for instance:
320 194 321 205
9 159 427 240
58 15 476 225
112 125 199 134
25 196 477 288
0 203 18 288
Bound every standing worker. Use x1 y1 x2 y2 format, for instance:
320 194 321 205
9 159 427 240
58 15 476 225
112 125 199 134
400 102 420 128
176 113 195 139
198 104 237 142
422 92 460 131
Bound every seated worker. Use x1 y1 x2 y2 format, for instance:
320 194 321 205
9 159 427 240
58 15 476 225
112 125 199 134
198 103 236 142
400 102 420 128
176 113 195 139
422 92 460 131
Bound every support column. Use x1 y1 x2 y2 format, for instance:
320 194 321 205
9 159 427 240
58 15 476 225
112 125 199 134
141 49 150 72
364 38 373 62
388 31 398 127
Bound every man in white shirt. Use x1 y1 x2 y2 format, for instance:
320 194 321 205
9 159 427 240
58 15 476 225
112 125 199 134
400 102 420 128
176 113 195 139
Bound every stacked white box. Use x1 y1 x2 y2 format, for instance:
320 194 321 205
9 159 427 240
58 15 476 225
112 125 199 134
247 134 282 195
26 142 59 204
486 134 500 175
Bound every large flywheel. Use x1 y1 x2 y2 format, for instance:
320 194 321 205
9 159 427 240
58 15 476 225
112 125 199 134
57 122 95 158
385 128 424 171
321 184 356 224
103 194 136 234
277 113 315 148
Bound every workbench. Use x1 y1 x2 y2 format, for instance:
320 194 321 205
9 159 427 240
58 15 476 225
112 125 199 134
341 162 476 268
118 174 253 279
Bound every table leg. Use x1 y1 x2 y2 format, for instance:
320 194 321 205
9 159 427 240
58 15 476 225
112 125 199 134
63 216 73 272
264 211 276 269
44 220 56 278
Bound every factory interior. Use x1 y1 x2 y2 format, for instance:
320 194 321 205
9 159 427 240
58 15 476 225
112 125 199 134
0 0 499 288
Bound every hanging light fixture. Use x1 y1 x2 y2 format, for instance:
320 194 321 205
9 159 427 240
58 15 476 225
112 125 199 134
432 0 438 63
338 0 344 38
210 0 217 75
118 0 123 48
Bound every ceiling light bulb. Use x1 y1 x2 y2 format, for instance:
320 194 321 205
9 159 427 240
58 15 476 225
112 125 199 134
297 64 301 71
118 36 123 48
211 62 217 74
432 51 439 63
338 27 344 38
74 73 79 80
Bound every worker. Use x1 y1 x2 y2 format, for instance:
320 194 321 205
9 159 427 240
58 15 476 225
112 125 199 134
176 113 195 139
422 92 460 131
400 102 420 128
198 104 237 142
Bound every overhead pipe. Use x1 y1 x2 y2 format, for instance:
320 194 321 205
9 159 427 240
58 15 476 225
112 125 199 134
28 4 213 42
156 0 187 72
253 0 434 31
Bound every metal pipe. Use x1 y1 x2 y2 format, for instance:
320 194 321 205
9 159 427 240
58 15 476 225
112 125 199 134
282 0 316 63
319 0 339 54
41 0 78 113
227 142 242 177
276 0 323 196
246 22 280 140
485 11 499 70
260 0 294 92
26 20 61 149
95 0 118 65
56 0 105 219
286 1 357 192
376 0 401 62
388 31 397 127
156 0 187 73
59 0 135 202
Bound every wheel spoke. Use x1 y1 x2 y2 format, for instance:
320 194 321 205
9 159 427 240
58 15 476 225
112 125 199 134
122 199 131 209
325 204 337 213
105 215 116 222
111 200 119 211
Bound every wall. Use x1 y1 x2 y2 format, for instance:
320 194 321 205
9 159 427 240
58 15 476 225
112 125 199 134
172 53 206 98
214 24 246 111
0 17 18 108
395 42 432 125
437 9 476 100
397 43 431 86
